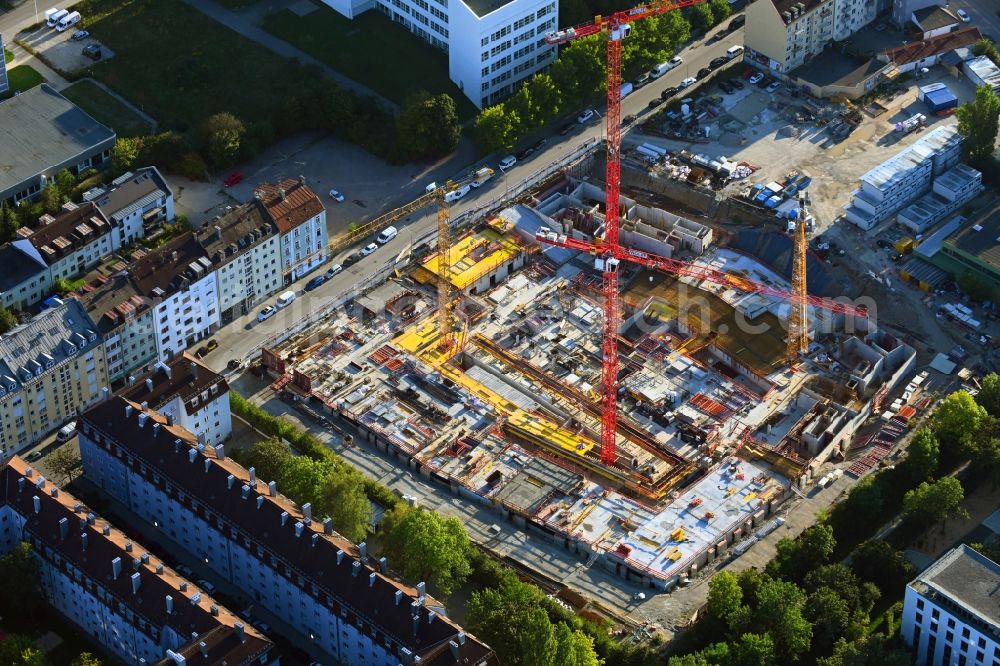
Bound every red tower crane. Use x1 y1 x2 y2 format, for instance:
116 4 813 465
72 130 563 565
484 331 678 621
542 5 868 467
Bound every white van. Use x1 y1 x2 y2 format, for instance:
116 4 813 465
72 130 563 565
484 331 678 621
56 10 81 31
376 226 398 244
619 82 634 99
444 184 470 203
651 62 671 79
47 8 68 27
276 291 296 309
57 420 77 442
726 45 745 60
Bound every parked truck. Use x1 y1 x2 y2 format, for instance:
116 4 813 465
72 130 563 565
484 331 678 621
469 166 494 188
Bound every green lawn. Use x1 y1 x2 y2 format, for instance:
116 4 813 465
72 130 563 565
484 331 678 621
73 0 316 131
263 6 477 118
4 48 13 64
61 79 153 137
4 65 44 95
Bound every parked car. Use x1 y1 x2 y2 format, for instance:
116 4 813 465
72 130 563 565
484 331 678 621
328 189 345 202
26 451 42 462
765 81 782 93
876 239 891 249
57 421 77 442
748 72 764 84
498 155 516 171
756 76 771 88
696 67 712 80
577 109 595 124
325 264 343 279
660 86 679 99
680 77 697 88
634 72 651 88
253 621 272 635
668 56 683 68
727 15 745 32
82 44 102 61
360 242 379 257
647 98 664 109
718 80 735 93
177 565 194 578
195 339 218 358
622 114 637 125
223 171 243 187
257 305 276 323
304 275 326 291
532 137 547 152
515 146 535 160
709 56 728 69
956 8 970 22
443 184 470 202
70 30 89 41
729 78 745 90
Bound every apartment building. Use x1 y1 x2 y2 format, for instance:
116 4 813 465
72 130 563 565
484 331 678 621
901 545 1000 666
256 179 328 284
745 0 875 74
195 203 281 324
320 0 556 108
898 163 983 234
93 168 175 248
19 202 116 283
0 240 51 311
0 299 107 455
844 124 963 230
0 457 276 665
119 353 232 445
129 233 219 359
79 275 157 385
79 397 498 666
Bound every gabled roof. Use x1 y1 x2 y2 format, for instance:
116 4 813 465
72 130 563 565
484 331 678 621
883 26 981 65
22 202 111 265
912 5 959 32
118 352 228 417
255 179 324 234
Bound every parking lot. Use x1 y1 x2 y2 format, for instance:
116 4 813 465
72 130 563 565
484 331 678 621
19 22 113 73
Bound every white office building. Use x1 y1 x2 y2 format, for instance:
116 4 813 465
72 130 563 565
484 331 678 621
0 457 276 666
843 124 963 231
320 0 556 108
901 544 1000 666
256 179 328 284
78 397 498 666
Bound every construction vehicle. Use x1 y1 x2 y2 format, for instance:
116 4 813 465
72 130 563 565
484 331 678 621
470 167 495 188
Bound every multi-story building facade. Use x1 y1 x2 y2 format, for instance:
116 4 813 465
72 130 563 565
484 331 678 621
320 0 556 108
195 203 281 324
129 233 219 358
0 240 51 311
901 544 1000 666
0 456 276 665
119 353 232 445
79 397 497 666
844 124 963 230
79 275 157 385
0 299 108 454
93 168 174 248
897 163 983 234
745 0 875 74
257 179 328 284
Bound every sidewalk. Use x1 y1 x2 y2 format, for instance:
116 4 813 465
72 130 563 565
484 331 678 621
182 0 397 111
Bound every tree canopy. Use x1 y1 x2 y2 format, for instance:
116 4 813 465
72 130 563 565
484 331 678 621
902 476 966 527
767 524 836 583
396 91 462 159
956 84 1000 161
200 112 246 168
381 506 473 597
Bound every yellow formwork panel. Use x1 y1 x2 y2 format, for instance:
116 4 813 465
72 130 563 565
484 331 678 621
506 410 595 457
421 229 522 290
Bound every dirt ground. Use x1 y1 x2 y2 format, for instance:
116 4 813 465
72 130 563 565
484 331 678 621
18 23 115 73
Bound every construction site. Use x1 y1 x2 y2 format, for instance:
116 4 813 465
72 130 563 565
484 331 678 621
255 168 921 591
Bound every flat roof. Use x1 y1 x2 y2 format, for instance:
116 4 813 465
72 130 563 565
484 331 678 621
791 51 886 89
461 0 517 18
0 84 115 196
916 544 1000 632
421 228 521 290
912 6 959 32
96 168 171 221
945 200 1000 270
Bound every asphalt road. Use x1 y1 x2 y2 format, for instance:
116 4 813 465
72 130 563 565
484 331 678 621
201 20 746 371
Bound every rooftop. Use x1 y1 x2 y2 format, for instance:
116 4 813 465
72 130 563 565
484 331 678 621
945 200 1000 270
22 202 111 265
129 232 213 298
255 178 324 234
915 544 1000 634
883 26 981 65
118 352 228 417
769 0 826 18
0 85 116 197
791 51 887 89
0 243 47 292
419 227 522 290
1 456 273 665
860 124 960 191
0 298 100 392
968 55 1000 91
194 202 276 264
95 168 171 222
461 0 516 18
78 397 496 665
76 273 149 335
912 5 960 32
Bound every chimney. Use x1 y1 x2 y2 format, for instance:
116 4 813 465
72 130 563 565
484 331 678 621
394 591 403 606
32 495 40 513
280 511 289 526
227 474 235 490
198 642 208 658
352 561 361 577
210 605 218 617
125 541 133 552
311 533 320 547
155 564 163 574
152 422 161 438
241 485 250 499
279 188 286 201
175 438 183 453
449 641 460 660
336 550 344 565
412 612 421 635
190 362 198 380
35 476 45 490
81 532 88 551
204 459 211 473
145 377 153 392
427 610 436 625
17 478 25 492
302 502 312 523
102 525 110 536
50 488 58 498
138 412 148 428
369 572 377 588
214 444 225 460
112 557 122 579
24 467 32 478
162 363 172 380
191 592 201 605
102 387 110 401
416 581 426 599
180 582 187 592
234 623 245 642
323 517 333 535
458 631 466 645
295 522 304 538
59 517 68 540
214 225 222 241
299 175 306 186
359 542 367 561
379 557 387 574
141 553 149 564
256 496 264 510
166 595 174 614
125 404 134 418
248 467 257 486
268 481 276 496
188 449 197 464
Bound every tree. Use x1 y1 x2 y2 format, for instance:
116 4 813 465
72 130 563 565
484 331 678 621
850 540 914 590
527 74 562 126
900 428 939 483
110 137 142 176
41 183 64 215
506 84 540 131
381 506 472 596
933 390 987 454
754 578 812 659
0 542 41 626
767 524 835 583
706 570 745 631
0 634 45 666
0 307 16 334
468 573 548 665
830 474 883 537
54 169 76 197
709 0 732 25
275 455 331 506
0 203 19 244
956 85 1000 161
687 3 715 33
959 271 995 304
47 446 81 485
976 374 1000 417
970 541 1000 563
396 91 461 159
973 37 1000 66
803 564 878 616
805 587 853 650
318 471 371 543
902 476 967 527
69 654 103 666
730 632 776 666
817 634 914 666
241 439 293 487
474 105 522 153
521 608 558 666
200 112 246 168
